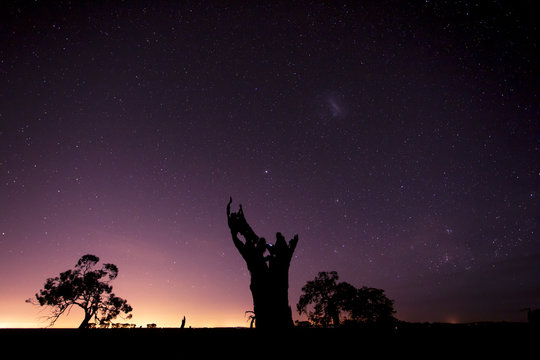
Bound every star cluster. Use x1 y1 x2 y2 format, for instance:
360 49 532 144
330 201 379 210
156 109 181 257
0 1 538 327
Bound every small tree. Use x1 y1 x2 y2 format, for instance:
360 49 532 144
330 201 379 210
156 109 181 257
27 254 132 329
297 271 395 327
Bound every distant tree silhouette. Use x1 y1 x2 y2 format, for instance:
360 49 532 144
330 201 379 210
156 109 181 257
227 197 298 329
349 286 396 325
297 271 395 327
522 308 540 325
296 271 345 327
181 316 186 328
113 323 136 328
27 254 132 329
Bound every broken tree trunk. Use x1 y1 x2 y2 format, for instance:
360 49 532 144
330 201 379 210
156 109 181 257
227 198 298 329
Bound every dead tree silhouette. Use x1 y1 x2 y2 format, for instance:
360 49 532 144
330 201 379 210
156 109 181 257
227 197 298 329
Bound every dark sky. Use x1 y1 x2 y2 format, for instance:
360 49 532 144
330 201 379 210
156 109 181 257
1 1 538 327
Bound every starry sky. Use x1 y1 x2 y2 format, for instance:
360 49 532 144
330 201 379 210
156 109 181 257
1 1 538 328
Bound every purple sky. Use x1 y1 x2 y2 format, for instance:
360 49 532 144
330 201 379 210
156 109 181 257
1 1 538 327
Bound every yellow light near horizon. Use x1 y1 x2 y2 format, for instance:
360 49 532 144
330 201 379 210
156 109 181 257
0 238 255 329
0 322 40 328
0 317 249 329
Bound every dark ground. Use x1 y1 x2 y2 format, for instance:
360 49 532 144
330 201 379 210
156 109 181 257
1 322 537 358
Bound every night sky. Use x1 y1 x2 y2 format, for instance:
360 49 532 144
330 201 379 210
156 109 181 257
1 1 538 328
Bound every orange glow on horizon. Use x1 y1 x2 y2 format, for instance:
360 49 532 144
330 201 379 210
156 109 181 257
0 305 253 329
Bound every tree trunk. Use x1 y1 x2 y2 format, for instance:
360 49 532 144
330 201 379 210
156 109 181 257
331 310 340 327
79 311 93 329
244 252 295 329
227 199 298 329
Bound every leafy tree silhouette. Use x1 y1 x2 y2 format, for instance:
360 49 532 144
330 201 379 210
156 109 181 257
349 286 396 325
227 197 298 329
297 271 395 327
27 254 132 329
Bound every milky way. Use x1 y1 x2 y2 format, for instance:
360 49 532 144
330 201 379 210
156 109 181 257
0 1 538 327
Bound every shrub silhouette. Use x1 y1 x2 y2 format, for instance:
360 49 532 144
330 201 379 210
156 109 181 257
227 197 298 329
27 254 132 329
297 271 395 327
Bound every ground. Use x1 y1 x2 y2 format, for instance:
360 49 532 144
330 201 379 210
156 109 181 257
1 322 536 358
